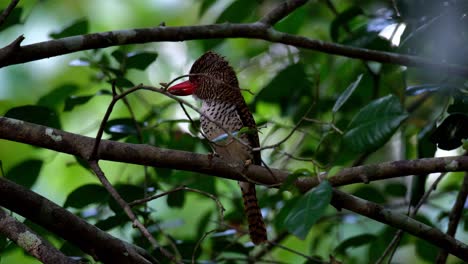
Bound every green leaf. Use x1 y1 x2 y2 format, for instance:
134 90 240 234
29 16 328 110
109 184 144 213
111 77 135 88
343 95 408 153
37 84 79 109
330 6 364 42
63 184 109 208
49 19 89 39
4 105 61 129
254 64 311 116
415 239 438 262
353 185 386 204
105 118 140 140
335 234 376 255
280 168 313 192
283 181 332 240
216 0 256 23
6 159 43 189
430 113 468 150
0 7 22 31
199 0 216 17
64 95 93 111
126 52 158 70
167 190 185 208
384 182 407 197
95 213 128 231
274 196 300 231
405 84 441 96
333 74 362 113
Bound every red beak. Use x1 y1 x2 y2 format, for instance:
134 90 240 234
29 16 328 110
167 80 196 96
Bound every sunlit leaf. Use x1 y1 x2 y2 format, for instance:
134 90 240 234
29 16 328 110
49 19 89 39
6 159 43 189
283 181 332 239
63 184 108 208
333 74 362 113
4 105 61 129
343 95 408 153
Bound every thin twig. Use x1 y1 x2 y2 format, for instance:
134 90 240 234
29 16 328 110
88 160 180 263
0 0 20 27
253 105 314 151
260 0 309 26
435 172 468 263
376 172 448 264
129 186 225 227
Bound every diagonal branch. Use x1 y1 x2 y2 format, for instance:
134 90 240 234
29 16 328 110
435 172 468 263
0 177 156 264
0 207 79 264
0 0 19 27
260 0 309 26
331 189 468 261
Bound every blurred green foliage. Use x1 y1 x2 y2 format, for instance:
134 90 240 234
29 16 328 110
1 0 468 263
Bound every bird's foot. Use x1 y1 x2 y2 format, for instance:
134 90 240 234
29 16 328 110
207 152 220 167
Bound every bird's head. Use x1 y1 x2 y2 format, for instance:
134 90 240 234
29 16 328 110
167 51 239 100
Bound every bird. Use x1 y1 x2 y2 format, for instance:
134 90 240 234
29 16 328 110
167 51 267 245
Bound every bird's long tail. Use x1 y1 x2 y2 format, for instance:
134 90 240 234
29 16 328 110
239 181 267 244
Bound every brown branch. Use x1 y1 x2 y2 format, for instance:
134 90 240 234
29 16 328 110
0 34 24 62
376 172 448 263
2 116 468 259
3 116 468 191
0 207 80 264
435 172 468 263
88 157 179 263
331 189 468 261
0 177 155 264
0 0 19 27
260 0 309 26
1 23 468 77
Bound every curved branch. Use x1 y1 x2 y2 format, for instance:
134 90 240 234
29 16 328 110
1 23 467 76
0 208 79 264
0 177 155 264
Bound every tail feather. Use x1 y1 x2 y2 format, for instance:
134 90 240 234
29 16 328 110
239 182 267 244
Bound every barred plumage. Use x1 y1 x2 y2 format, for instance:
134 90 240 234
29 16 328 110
169 51 267 244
